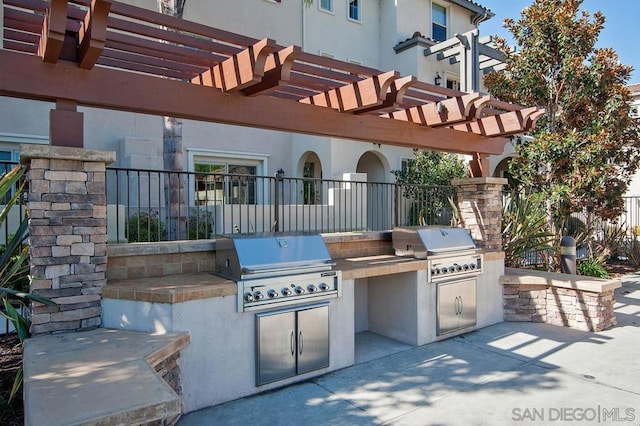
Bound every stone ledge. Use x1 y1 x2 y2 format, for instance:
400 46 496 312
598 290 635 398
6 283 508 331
23 328 190 426
20 144 116 164
501 268 622 293
105 272 236 303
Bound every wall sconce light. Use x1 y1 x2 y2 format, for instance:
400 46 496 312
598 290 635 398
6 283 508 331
434 72 442 86
275 168 285 178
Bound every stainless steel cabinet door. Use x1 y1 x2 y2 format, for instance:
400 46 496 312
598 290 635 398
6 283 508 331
437 279 476 335
256 310 297 385
437 280 460 335
457 279 477 330
297 305 329 375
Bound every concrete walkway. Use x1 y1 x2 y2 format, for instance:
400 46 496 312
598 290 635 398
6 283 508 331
179 275 640 426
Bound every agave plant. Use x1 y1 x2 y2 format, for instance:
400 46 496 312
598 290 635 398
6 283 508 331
0 165 55 403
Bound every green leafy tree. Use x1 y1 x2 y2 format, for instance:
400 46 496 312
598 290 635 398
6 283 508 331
392 150 468 225
484 0 640 237
392 149 469 187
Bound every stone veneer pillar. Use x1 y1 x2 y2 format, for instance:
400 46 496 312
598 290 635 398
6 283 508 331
20 145 115 335
451 177 507 251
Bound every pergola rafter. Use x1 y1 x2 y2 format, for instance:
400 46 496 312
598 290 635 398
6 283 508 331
1 0 545 176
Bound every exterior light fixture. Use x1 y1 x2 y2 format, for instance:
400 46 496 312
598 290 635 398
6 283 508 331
276 168 285 178
434 72 442 86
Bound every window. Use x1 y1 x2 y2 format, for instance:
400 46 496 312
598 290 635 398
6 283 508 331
432 3 447 42
194 161 258 205
348 0 360 21
320 0 333 13
446 78 459 91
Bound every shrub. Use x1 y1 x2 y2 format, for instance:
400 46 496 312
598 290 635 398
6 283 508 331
187 208 213 240
126 210 166 242
577 259 609 278
502 192 554 268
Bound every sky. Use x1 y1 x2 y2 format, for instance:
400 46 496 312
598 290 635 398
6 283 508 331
476 0 640 83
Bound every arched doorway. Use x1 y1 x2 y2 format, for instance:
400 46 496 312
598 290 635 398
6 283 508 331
297 151 322 204
493 156 516 188
356 151 392 230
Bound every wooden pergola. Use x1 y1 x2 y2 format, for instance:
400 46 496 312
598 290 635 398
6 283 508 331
0 0 544 176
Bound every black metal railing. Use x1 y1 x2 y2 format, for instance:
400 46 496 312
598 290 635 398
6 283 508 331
105 166 458 242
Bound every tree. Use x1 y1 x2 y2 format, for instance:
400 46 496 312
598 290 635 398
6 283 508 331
159 0 187 240
484 0 640 236
392 150 468 225
392 149 469 187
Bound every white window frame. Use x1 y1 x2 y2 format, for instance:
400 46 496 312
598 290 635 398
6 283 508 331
319 0 334 14
347 0 361 23
431 2 449 42
187 148 269 205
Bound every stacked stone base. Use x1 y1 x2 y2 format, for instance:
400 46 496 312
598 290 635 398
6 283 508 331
504 284 617 332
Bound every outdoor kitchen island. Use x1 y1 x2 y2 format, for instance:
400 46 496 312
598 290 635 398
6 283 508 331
102 235 505 414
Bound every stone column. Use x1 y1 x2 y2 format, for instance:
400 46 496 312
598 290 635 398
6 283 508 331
451 177 507 251
21 145 115 335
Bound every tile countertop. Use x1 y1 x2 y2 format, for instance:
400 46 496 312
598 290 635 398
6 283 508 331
104 251 503 303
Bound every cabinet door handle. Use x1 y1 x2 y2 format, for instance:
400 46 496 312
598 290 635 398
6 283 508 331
290 330 295 357
460 297 463 314
298 330 304 356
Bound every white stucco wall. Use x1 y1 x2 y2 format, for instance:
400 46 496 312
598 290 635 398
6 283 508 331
102 288 355 413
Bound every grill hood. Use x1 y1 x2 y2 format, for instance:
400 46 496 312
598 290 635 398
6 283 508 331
215 233 333 280
393 226 476 258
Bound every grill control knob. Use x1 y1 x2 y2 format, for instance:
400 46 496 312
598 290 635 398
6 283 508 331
243 292 254 302
307 284 318 293
294 286 305 295
318 283 330 291
253 291 264 300
441 268 448 274
267 289 279 298
282 287 292 296
449 266 456 273
469 263 476 270
463 264 470 270
456 265 463 272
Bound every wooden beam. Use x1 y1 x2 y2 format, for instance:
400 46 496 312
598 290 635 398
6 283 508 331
78 0 112 69
299 71 399 113
38 0 68 63
0 49 509 155
452 106 542 137
355 75 417 115
242 45 302 97
192 38 276 92
469 153 490 178
385 93 482 127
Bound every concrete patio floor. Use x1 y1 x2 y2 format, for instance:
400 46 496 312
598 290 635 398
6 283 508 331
178 274 640 426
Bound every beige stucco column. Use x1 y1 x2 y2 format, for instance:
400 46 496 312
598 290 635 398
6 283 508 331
451 177 508 251
21 145 115 335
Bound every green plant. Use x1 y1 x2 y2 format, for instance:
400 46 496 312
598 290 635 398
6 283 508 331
577 259 609 278
502 192 554 268
126 210 166 242
0 166 56 404
187 208 213 240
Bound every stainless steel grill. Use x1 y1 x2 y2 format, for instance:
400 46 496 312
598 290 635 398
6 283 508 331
215 233 341 312
392 226 482 282
393 226 482 336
